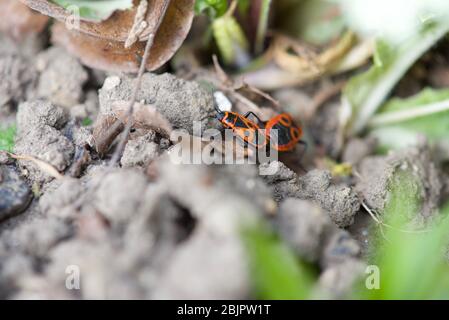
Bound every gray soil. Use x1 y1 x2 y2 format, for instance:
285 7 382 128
0 33 447 300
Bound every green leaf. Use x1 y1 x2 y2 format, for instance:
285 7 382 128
212 15 249 65
50 0 133 22
359 170 449 299
254 0 272 54
194 0 228 19
368 88 449 152
0 125 16 153
81 117 93 126
340 20 449 136
242 222 315 300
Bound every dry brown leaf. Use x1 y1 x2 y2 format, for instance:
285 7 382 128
92 101 172 157
111 100 173 136
21 0 195 72
51 22 150 73
68 146 91 178
273 31 356 74
20 0 193 41
92 114 124 157
0 0 48 41
242 32 369 90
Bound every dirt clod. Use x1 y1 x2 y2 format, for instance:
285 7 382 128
36 47 88 108
15 100 74 184
357 143 442 223
99 73 215 134
298 170 360 228
120 131 160 168
0 53 37 112
15 126 74 184
261 161 300 202
17 100 67 132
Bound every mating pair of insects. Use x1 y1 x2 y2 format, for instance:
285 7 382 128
215 105 306 153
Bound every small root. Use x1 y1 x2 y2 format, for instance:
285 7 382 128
361 201 430 235
6 152 64 180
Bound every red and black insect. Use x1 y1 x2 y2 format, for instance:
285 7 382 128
264 113 305 152
230 111 306 153
215 108 268 148
214 91 305 152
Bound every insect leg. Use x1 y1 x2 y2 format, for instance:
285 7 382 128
243 111 264 126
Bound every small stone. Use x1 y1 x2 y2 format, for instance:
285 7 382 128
0 165 32 221
321 230 361 268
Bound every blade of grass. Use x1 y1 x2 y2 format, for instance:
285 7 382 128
242 221 316 300
0 125 16 153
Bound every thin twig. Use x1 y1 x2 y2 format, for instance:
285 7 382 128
109 0 171 168
212 55 269 115
7 152 64 180
240 82 281 110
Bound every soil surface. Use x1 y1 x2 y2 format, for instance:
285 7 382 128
0 30 447 300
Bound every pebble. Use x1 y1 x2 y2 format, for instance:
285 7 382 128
0 165 32 221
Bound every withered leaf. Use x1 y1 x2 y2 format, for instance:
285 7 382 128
0 0 48 41
21 0 195 72
51 22 149 73
92 114 123 157
111 100 173 137
21 0 189 41
92 101 172 157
